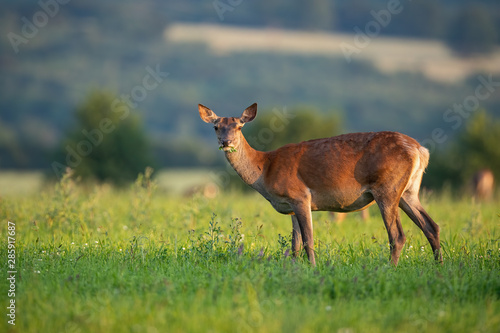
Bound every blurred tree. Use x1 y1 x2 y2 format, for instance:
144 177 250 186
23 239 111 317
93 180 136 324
424 110 500 191
335 0 373 32
454 111 500 180
388 0 444 38
300 0 335 30
446 5 498 56
53 91 154 186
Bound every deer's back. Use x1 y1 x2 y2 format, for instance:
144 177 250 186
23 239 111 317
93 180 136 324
261 131 422 211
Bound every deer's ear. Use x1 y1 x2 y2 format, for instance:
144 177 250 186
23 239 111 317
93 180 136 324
199 104 219 123
241 103 257 123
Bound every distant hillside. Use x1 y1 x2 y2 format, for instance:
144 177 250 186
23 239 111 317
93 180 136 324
165 23 500 83
1 0 500 170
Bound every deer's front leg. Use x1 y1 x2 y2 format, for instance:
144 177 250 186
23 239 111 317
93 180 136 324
292 204 316 266
291 215 303 257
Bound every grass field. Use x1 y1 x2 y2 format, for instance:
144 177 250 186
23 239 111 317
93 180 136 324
1 170 499 332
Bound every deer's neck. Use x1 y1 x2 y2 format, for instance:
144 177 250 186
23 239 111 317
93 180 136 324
225 135 266 186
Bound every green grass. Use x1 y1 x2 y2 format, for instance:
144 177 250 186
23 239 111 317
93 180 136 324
1 171 499 332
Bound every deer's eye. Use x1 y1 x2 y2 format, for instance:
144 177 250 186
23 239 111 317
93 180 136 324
213 125 218 130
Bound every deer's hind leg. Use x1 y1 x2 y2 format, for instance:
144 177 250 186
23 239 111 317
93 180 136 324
399 192 442 263
291 215 303 257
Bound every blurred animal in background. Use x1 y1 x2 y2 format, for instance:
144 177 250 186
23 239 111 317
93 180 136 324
472 169 495 201
183 182 219 199
334 209 370 223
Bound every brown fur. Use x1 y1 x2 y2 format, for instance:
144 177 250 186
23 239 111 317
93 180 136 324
199 103 442 266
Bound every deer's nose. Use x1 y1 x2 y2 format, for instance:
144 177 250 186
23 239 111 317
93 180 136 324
221 140 232 147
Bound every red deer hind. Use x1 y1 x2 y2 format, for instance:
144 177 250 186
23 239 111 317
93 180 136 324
199 103 442 266
472 169 495 201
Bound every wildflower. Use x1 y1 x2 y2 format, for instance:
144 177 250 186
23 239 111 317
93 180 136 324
95 241 99 244
71 242 75 245
123 225 129 230
35 270 40 274
325 306 332 311
119 249 122 252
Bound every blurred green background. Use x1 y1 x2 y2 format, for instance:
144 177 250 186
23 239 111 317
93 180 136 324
1 0 500 192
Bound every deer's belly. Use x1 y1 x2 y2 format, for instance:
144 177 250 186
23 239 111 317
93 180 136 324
270 201 295 215
310 189 375 212
261 195 294 214
257 185 374 215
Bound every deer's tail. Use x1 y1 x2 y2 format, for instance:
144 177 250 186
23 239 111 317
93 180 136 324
418 146 430 171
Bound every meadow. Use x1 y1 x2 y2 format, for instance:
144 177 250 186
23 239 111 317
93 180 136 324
1 170 499 333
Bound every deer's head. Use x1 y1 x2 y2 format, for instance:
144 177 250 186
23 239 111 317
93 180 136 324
199 103 257 153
